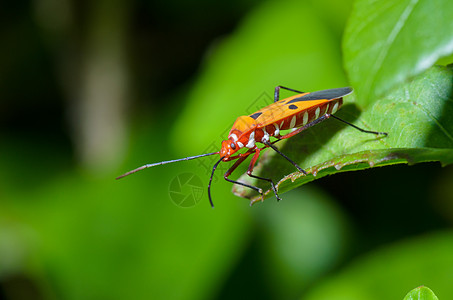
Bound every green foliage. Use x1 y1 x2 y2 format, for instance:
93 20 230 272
2 0 453 299
404 286 439 300
171 0 351 153
0 156 252 300
174 0 453 204
236 65 453 201
344 0 453 106
303 232 453 299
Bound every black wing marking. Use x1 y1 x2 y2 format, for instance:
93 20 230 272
287 87 353 104
249 112 263 120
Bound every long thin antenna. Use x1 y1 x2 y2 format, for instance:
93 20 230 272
208 156 225 208
116 152 219 179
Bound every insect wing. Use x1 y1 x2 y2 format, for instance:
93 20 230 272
250 87 352 127
286 87 352 103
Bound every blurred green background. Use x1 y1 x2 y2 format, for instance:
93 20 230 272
1 0 453 299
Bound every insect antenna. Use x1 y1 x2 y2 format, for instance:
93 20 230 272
116 152 219 180
208 156 225 208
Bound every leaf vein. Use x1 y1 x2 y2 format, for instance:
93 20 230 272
412 101 453 144
365 0 420 94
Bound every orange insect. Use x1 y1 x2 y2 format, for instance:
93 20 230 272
117 86 387 207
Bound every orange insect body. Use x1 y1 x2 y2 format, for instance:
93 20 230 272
117 86 386 207
220 88 348 160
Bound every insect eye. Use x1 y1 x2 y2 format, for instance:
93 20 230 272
230 143 236 150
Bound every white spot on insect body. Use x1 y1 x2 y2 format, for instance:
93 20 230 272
246 131 256 148
229 133 238 142
280 120 284 128
332 102 339 114
315 107 320 119
273 123 280 136
261 127 270 143
303 111 308 125
325 103 329 114
290 116 297 128
237 141 244 148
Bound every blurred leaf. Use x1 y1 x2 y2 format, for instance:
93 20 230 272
235 65 453 202
253 188 350 299
343 0 453 106
3 1 356 298
304 231 453 300
245 148 453 203
404 286 439 300
1 124 252 300
170 0 355 207
171 0 350 155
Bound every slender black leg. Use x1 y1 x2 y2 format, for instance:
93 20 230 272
329 114 388 135
267 113 387 173
247 173 281 201
223 153 264 198
274 85 305 102
264 141 307 174
276 111 388 142
264 112 387 179
275 114 331 141
246 149 282 201
224 176 263 196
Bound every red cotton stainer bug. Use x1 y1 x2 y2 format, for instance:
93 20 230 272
116 86 387 207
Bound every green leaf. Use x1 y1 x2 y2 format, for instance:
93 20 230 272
303 232 453 300
234 65 453 203
253 188 351 298
343 0 453 106
171 0 350 155
404 286 439 300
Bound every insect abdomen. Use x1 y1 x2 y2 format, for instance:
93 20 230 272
231 98 343 147
258 98 343 140
280 98 342 131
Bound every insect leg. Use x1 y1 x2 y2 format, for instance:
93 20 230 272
265 115 334 173
263 141 307 174
277 114 331 140
276 114 388 140
266 113 387 176
223 152 265 199
274 86 305 102
246 148 282 201
329 114 388 135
